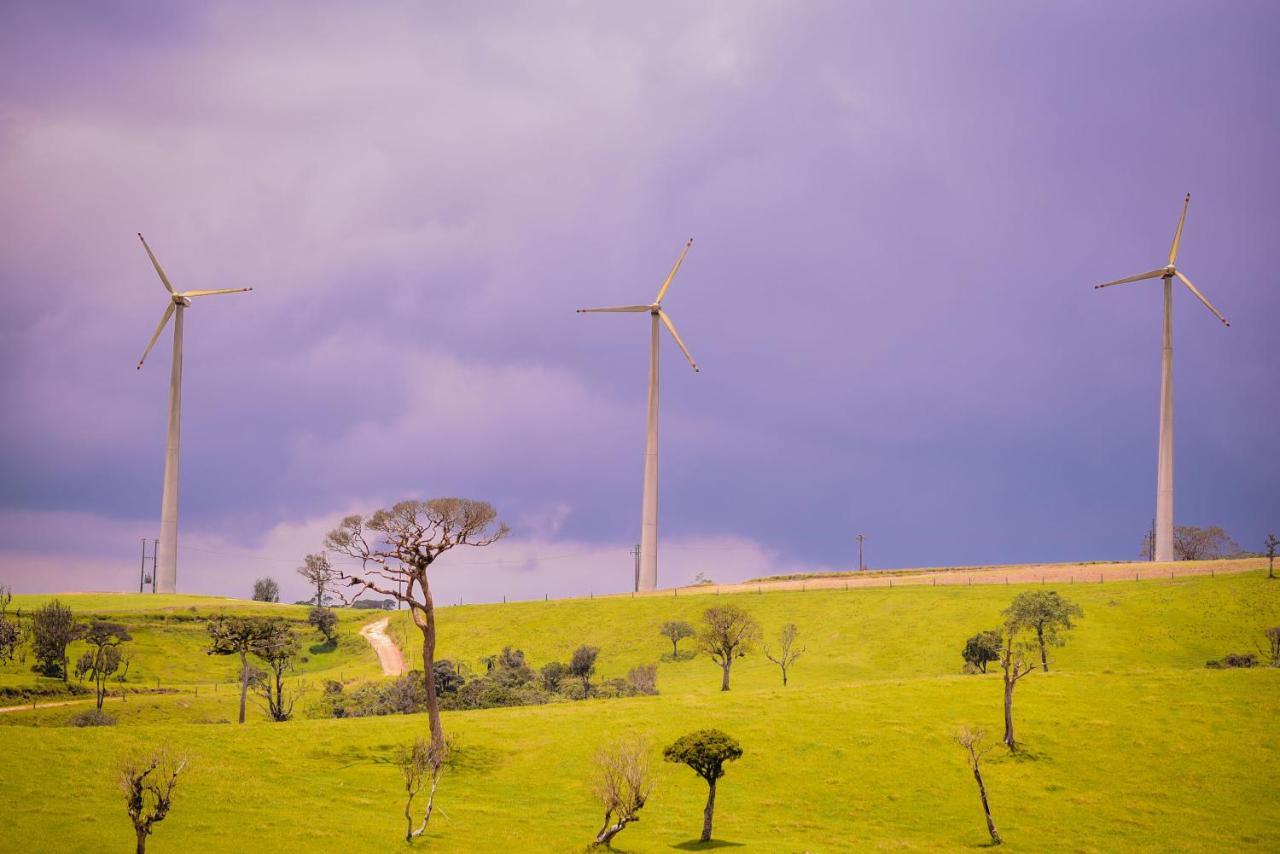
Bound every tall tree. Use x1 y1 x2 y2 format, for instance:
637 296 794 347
659 620 695 658
119 748 188 854
297 552 340 606
75 621 132 710
663 729 743 843
698 605 760 691
763 623 805 687
206 614 270 724
955 727 1001 845
1265 534 1278 580
30 599 79 681
997 620 1038 750
325 497 508 755
1002 591 1082 672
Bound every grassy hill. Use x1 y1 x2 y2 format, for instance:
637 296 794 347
1 570 1277 851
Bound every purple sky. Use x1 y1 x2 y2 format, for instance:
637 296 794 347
1 2 1277 603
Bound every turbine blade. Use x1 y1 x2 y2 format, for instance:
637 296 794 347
137 303 176 369
576 305 651 313
1094 268 1167 289
658 309 699 372
1175 270 1229 326
1168 193 1190 266
137 233 175 294
654 237 694 305
180 287 254 297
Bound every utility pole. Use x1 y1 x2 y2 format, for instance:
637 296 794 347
1148 518 1156 561
856 534 866 571
139 539 147 593
631 544 642 593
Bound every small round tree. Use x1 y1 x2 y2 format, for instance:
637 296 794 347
663 729 743 843
659 620 695 659
961 629 1002 674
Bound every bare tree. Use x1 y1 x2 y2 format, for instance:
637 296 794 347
1265 534 1278 580
764 623 805 686
75 621 131 710
698 605 760 691
955 727 1001 846
249 618 301 721
251 577 280 603
297 552 341 606
998 620 1038 750
659 620 696 658
119 747 188 854
1260 626 1280 668
326 498 508 755
398 736 452 843
1173 524 1239 560
591 737 652 848
1003 591 1082 672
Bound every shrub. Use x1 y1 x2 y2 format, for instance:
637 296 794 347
69 708 116 727
1206 653 1258 669
626 664 658 696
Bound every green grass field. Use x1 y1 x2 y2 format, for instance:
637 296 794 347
1 572 1277 852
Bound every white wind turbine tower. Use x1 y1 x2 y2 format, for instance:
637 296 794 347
135 233 252 593
1095 194 1228 563
578 239 699 592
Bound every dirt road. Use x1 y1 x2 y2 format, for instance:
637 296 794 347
359 617 406 676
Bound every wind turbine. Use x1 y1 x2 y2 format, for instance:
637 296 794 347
135 233 252 593
1095 194 1228 563
578 239 699 592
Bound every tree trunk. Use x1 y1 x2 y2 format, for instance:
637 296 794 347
594 810 628 847
1002 678 1015 749
135 827 148 854
1037 626 1049 672
972 766 1001 845
238 651 248 724
701 779 716 842
672 639 679 658
720 662 731 691
781 665 788 687
416 578 445 752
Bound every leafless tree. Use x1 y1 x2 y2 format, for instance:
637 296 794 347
297 552 342 606
119 747 188 854
998 621 1038 750
955 727 1001 845
251 577 280 602
1259 626 1280 668
1173 524 1239 560
698 605 761 691
326 498 508 754
590 737 652 848
398 736 452 843
764 623 805 687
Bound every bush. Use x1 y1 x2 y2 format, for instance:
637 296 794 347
626 664 659 696
1206 653 1258 669
68 708 116 727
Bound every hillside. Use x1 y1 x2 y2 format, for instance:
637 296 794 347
0 570 1277 851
